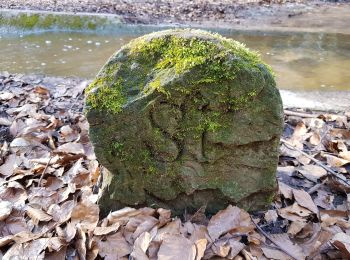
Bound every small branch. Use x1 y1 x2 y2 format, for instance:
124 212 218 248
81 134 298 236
284 110 319 118
37 155 53 187
307 182 324 194
281 138 350 188
250 216 298 260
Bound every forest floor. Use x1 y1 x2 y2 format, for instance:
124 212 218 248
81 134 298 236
0 72 349 259
1 0 350 33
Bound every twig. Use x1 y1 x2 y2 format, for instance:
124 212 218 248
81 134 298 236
284 110 319 118
37 155 53 187
307 182 324 194
250 216 298 260
281 138 350 187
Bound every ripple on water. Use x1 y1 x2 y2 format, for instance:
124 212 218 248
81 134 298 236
0 31 349 91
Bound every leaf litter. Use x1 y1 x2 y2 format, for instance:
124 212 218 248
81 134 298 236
0 72 350 259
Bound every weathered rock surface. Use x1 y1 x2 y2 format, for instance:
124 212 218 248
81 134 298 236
85 29 283 215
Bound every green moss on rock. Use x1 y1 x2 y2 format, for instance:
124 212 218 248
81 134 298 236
85 29 284 215
0 11 111 31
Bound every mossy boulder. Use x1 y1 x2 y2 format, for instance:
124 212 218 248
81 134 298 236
85 29 283 215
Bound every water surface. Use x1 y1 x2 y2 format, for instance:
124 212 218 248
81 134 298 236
1 30 349 91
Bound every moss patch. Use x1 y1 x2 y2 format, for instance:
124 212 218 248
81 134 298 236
0 11 111 30
85 29 283 214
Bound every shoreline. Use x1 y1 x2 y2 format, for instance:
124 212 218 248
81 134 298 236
1 1 350 34
4 72 349 112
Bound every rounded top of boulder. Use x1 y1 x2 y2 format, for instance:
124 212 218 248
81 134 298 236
85 28 274 114
85 29 283 214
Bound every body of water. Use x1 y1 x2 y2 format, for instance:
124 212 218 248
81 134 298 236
1 29 349 91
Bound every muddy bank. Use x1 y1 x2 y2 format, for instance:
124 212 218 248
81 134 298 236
1 0 350 34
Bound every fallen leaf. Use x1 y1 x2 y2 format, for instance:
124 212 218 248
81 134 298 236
265 210 278 223
287 221 307 236
48 200 75 223
322 154 350 167
0 154 19 176
55 142 85 155
309 131 321 146
293 189 318 214
278 203 312 222
96 232 132 260
278 182 293 200
93 224 120 236
298 165 327 182
130 231 152 260
0 92 15 100
267 233 305 260
330 232 350 258
157 234 196 260
71 196 99 231
194 238 207 260
261 246 292 260
207 205 254 240
3 238 49 260
0 201 13 221
26 205 52 225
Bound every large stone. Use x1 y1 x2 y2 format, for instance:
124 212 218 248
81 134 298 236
85 29 283 215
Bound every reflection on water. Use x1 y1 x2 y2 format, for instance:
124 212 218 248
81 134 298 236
1 30 349 91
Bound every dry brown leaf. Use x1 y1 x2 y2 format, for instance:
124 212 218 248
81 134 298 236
157 234 196 260
278 182 293 200
75 224 87 260
3 238 49 260
322 153 350 167
107 207 141 225
130 231 152 260
0 201 13 221
330 232 350 258
56 222 76 243
55 142 85 155
298 165 327 182
339 151 350 161
0 154 19 176
264 210 278 223
195 238 207 260
132 216 159 240
71 196 99 231
320 210 350 229
313 189 334 210
207 205 254 240
211 239 231 257
278 203 312 222
0 92 15 100
26 205 52 225
330 128 350 139
45 246 67 260
33 85 50 95
287 221 307 236
157 208 172 227
268 233 305 260
154 218 182 242
0 235 14 247
261 246 292 260
293 189 318 214
309 131 321 146
300 224 332 258
48 200 75 223
93 224 120 236
0 183 27 208
96 232 132 260
227 239 245 259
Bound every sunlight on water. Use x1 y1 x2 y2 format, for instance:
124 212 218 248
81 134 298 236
1 30 349 91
